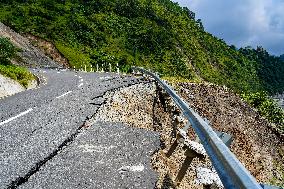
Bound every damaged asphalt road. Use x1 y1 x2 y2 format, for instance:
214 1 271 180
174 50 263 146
0 69 160 189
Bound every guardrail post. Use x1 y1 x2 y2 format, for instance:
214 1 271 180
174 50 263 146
170 115 179 139
165 139 179 158
109 63 112 72
116 63 120 74
175 148 205 186
162 130 206 186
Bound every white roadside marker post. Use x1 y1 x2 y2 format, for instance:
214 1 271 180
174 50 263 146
116 63 119 74
109 63 112 73
84 65 87 72
90 65 93 72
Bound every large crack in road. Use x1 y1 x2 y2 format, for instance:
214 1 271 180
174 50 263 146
0 69 160 189
7 119 88 189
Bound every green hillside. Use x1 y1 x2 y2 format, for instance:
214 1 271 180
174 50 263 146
0 0 284 94
240 47 284 94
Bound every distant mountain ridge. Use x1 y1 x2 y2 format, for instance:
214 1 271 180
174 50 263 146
0 0 284 94
280 54 284 61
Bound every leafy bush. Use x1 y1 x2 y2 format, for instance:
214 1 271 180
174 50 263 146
241 92 284 132
55 42 91 68
0 37 34 87
0 64 34 87
0 37 18 64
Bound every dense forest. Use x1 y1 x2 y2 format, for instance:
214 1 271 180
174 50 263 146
280 54 284 62
0 0 284 95
240 47 284 94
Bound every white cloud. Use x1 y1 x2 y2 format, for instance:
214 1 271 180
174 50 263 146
173 0 284 55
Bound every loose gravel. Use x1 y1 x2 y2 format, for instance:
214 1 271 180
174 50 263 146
93 79 284 188
93 82 224 189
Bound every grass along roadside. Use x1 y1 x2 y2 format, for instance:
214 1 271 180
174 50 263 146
0 37 35 88
241 92 284 134
0 64 35 88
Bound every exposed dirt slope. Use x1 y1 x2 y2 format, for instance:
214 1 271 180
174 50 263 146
24 34 69 68
0 74 25 98
0 22 60 68
93 80 284 188
0 74 37 99
177 82 284 187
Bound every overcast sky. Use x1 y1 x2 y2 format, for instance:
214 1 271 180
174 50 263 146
173 0 284 55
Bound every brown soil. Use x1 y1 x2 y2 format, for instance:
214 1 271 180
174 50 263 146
0 22 59 68
177 82 284 187
93 82 205 188
92 80 284 188
24 34 69 68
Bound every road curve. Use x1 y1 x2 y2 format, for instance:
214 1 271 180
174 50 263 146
0 69 159 188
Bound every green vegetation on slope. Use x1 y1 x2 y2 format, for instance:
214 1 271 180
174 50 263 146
0 37 34 87
238 47 284 132
0 0 266 93
241 92 284 133
240 46 284 94
0 0 284 130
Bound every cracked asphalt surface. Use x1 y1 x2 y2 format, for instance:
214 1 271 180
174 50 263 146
0 69 160 188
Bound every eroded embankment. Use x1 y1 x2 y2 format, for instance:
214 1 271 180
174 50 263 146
273 93 284 109
92 80 284 189
0 74 37 99
0 22 60 68
24 34 69 68
177 83 284 186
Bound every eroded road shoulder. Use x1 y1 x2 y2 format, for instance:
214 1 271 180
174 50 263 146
0 70 160 189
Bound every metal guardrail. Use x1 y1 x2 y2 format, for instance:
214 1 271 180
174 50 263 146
133 67 263 189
